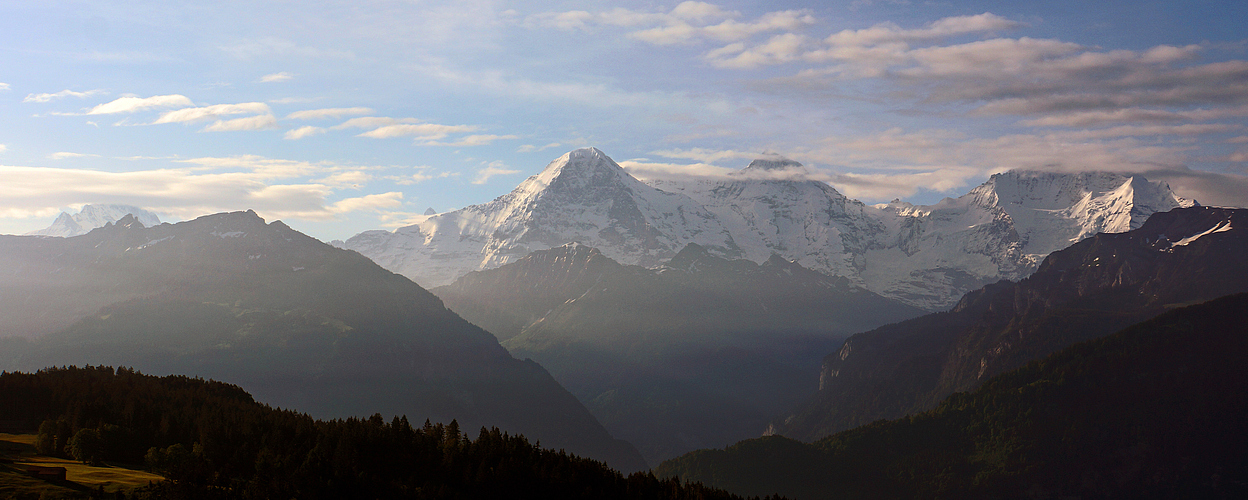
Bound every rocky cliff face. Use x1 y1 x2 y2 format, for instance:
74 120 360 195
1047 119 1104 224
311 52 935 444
771 206 1247 441
340 148 1196 310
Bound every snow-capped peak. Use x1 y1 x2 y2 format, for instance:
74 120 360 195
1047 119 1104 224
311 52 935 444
740 156 807 174
340 148 1200 311
27 204 162 237
529 147 624 190
338 147 739 287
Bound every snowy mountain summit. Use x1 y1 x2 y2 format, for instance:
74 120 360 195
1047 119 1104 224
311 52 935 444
27 204 162 237
339 148 1196 310
338 148 739 287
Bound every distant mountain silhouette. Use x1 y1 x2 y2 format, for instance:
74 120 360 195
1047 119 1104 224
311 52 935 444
0 210 646 472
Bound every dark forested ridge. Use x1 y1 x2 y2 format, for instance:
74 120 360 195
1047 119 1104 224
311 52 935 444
0 366 781 500
656 292 1248 499
772 206 1248 441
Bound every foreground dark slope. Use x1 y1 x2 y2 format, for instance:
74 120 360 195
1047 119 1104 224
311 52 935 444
658 292 1248 499
436 243 923 464
0 211 645 472
771 206 1248 441
0 366 779 500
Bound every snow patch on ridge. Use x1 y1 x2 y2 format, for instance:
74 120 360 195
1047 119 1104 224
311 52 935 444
1172 220 1232 247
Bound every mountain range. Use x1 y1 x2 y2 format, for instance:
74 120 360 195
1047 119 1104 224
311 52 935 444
0 210 646 472
337 148 1195 310
765 206 1248 442
25 204 162 238
434 242 923 464
655 291 1248 499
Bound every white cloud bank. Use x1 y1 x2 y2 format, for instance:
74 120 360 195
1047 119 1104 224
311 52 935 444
0 155 404 224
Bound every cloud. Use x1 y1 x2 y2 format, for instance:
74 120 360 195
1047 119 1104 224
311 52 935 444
154 102 272 124
23 89 106 103
631 10 816 46
0 157 399 224
259 72 294 83
618 159 737 180
421 134 518 146
0 144 7 153
48 152 102 160
0 83 9 91
823 12 1021 48
330 116 418 130
528 3 814 46
518 142 562 152
84 95 194 115
704 12 1025 69
387 170 452 185
202 114 279 132
1019 105 1248 127
358 123 478 139
649 147 765 163
286 107 374 120
316 171 372 188
327 192 404 213
473 161 520 184
284 126 326 140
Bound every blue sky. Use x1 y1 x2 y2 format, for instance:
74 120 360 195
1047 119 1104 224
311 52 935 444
2 0 1246 241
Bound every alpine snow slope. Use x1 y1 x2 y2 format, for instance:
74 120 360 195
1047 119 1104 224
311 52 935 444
338 148 1195 311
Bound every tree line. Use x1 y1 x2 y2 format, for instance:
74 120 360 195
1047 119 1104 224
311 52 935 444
1 366 783 500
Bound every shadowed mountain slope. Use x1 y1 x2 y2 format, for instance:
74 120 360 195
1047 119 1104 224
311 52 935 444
0 210 646 472
435 242 923 464
769 206 1248 441
657 292 1248 499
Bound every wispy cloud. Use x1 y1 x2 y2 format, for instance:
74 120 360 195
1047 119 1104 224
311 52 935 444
527 2 816 46
23 89 106 103
518 142 562 153
421 134 518 147
330 116 418 130
84 95 194 115
284 126 326 140
154 102 271 124
0 83 9 91
201 114 279 132
649 147 765 163
259 72 295 83
357 123 478 140
48 152 102 160
286 107 374 120
473 160 520 184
